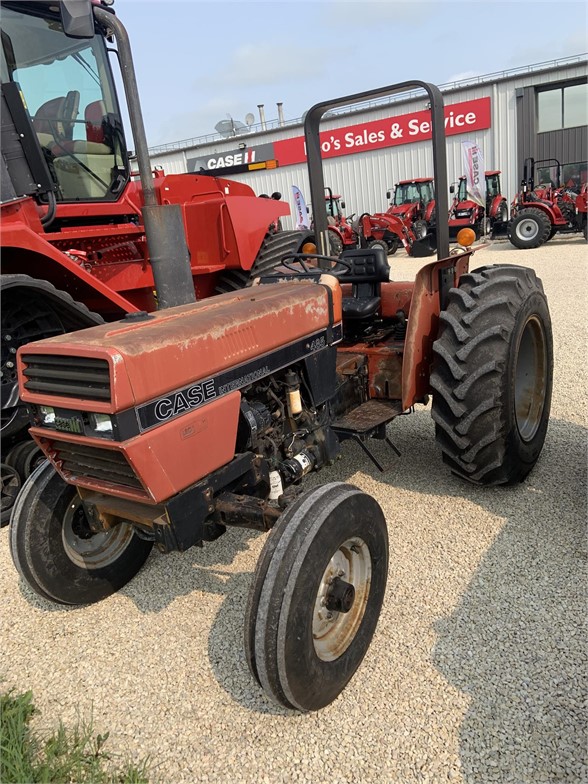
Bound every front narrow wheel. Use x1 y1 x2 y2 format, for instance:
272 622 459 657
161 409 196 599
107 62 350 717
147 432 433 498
10 463 153 604
245 482 388 711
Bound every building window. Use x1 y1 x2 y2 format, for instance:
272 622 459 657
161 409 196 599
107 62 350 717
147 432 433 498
537 82 588 133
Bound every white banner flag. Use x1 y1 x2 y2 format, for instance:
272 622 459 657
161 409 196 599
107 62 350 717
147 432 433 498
292 185 309 229
461 140 486 208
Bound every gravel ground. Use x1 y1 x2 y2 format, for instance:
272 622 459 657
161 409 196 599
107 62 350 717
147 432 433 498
1 236 587 783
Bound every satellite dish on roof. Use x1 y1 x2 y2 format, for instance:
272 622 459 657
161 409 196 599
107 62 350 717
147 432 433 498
214 116 250 138
245 112 255 127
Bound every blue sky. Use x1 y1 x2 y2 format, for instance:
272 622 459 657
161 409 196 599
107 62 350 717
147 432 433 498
117 0 588 147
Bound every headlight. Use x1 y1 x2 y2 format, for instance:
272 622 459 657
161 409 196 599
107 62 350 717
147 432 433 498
89 413 113 435
39 405 55 425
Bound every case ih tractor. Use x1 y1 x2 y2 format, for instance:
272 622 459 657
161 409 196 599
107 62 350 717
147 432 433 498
508 157 587 249
9 33 554 713
448 171 508 239
385 177 436 239
0 0 313 519
321 187 359 255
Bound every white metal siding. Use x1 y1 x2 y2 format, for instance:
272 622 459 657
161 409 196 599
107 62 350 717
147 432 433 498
149 63 587 230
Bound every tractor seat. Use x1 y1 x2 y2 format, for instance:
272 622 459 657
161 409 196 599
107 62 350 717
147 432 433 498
337 247 390 320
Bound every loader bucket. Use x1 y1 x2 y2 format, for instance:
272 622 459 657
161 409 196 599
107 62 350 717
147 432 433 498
410 230 437 257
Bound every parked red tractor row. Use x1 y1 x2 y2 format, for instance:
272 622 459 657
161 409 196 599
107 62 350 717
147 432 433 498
318 187 436 258
508 157 587 248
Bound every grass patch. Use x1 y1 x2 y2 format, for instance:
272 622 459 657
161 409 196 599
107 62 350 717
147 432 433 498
0 687 150 783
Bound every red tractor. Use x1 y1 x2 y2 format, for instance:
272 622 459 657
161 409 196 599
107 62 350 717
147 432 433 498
0 0 312 519
322 187 359 254
356 211 436 257
448 170 508 239
385 177 436 239
9 66 553 712
317 188 434 258
508 158 587 249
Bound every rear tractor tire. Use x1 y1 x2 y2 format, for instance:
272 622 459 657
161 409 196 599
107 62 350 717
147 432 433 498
508 208 551 249
430 265 553 485
245 483 388 711
10 462 153 604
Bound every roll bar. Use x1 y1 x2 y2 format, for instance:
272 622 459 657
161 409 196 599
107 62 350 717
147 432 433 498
304 82 449 265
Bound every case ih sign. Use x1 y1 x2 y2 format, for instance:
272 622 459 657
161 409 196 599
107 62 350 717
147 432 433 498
186 97 491 174
273 97 491 166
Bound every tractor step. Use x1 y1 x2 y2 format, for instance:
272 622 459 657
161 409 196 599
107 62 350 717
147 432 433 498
333 399 402 434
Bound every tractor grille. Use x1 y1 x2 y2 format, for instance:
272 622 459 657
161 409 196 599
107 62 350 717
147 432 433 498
22 354 111 402
52 441 143 491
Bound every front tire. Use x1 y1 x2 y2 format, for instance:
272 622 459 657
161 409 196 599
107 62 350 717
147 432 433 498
367 238 388 254
430 265 553 485
245 483 388 711
10 463 153 604
508 208 551 249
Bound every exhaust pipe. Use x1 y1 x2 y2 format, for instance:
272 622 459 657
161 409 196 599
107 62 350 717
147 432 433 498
277 102 285 127
257 104 267 131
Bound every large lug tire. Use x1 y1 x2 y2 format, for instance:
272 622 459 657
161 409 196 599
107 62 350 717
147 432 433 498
386 235 399 255
430 265 553 485
1 275 103 441
9 463 153 604
327 228 344 257
367 238 388 255
245 482 388 711
507 208 551 249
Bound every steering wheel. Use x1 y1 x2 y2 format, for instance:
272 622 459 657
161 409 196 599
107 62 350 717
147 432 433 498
279 253 353 276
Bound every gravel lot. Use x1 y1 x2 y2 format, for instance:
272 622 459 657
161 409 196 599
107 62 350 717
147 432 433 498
1 236 586 783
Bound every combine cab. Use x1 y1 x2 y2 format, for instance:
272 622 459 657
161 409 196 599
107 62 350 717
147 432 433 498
508 158 587 249
448 170 508 239
0 0 311 516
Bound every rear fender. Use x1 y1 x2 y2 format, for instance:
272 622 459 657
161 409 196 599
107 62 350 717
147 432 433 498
401 252 470 409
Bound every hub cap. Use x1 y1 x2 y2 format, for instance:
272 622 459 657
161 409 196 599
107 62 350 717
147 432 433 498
515 217 540 242
313 536 372 661
62 497 134 569
515 315 548 441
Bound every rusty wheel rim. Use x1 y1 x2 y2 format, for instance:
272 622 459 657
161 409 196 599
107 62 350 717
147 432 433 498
515 315 548 442
62 496 134 570
312 536 372 662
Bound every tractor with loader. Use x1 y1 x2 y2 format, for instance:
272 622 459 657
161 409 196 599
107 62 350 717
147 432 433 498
385 177 436 239
0 0 315 521
316 186 436 258
8 2 554 713
508 157 587 248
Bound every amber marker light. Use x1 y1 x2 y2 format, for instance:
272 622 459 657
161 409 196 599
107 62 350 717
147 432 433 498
456 228 476 248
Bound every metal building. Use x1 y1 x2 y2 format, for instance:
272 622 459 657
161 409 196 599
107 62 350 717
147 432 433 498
148 57 587 230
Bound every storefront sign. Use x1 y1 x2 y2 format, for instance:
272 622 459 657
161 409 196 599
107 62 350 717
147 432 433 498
273 97 491 166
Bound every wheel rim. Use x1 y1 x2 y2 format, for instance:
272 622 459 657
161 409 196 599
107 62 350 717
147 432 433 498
312 536 372 662
515 315 548 441
515 217 539 241
62 496 134 569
